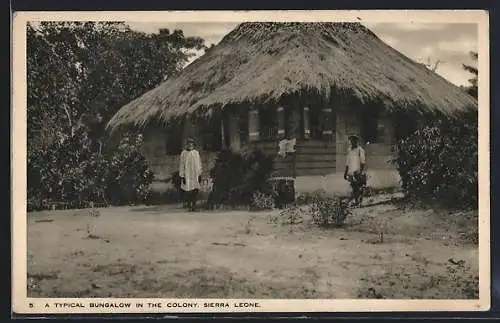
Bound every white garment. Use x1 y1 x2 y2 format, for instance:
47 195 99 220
346 146 366 175
285 138 296 153
179 149 202 191
277 138 297 157
278 139 287 157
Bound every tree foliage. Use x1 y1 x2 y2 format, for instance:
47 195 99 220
27 22 206 207
27 22 205 155
391 50 479 209
391 110 478 209
28 132 154 210
462 51 478 98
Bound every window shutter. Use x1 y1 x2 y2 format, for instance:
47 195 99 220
248 107 259 141
277 106 285 140
303 107 311 139
321 107 333 138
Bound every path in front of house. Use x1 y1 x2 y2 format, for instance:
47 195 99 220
27 202 478 299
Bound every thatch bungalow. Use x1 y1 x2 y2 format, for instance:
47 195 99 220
107 22 477 192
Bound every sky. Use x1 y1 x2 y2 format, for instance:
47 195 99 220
126 21 478 87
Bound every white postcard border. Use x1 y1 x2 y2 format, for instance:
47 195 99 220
12 10 491 314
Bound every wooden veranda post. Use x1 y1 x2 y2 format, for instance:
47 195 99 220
303 106 311 139
227 112 241 152
220 118 226 149
248 107 260 141
277 106 285 140
321 107 334 141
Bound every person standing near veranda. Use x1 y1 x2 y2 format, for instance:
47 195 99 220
344 135 367 206
179 137 202 212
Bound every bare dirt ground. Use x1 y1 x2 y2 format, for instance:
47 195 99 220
27 199 479 299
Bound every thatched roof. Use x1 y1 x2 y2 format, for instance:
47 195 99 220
107 22 477 131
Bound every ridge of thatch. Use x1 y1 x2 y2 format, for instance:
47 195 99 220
107 22 478 132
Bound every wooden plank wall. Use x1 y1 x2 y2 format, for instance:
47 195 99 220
250 139 336 177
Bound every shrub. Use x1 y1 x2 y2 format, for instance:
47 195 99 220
209 148 274 206
310 195 351 228
104 135 154 205
296 189 328 205
27 197 44 212
250 191 275 210
27 131 154 208
391 111 478 208
28 129 96 203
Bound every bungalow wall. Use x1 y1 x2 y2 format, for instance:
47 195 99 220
238 100 397 177
336 107 396 172
138 99 398 186
241 103 337 177
140 122 218 181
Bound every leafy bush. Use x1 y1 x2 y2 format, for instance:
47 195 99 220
27 197 44 212
250 191 275 210
27 131 154 209
310 195 351 228
28 129 95 204
209 148 274 206
104 135 154 205
391 111 478 208
296 189 328 205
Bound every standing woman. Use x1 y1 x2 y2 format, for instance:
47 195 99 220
179 137 203 211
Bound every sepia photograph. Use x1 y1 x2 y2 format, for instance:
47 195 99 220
12 10 489 314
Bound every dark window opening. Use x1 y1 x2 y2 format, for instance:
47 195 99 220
308 108 325 140
239 111 249 144
284 108 301 139
165 124 183 155
259 107 278 140
200 118 223 152
360 109 379 144
393 113 418 143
